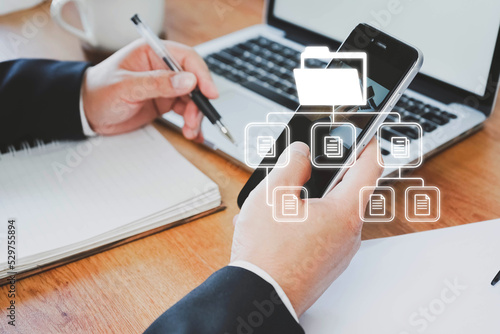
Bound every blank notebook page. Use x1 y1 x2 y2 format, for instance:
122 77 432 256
0 126 219 269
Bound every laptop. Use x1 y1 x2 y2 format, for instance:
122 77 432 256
162 0 500 175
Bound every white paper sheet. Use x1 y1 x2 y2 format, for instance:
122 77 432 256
301 219 500 334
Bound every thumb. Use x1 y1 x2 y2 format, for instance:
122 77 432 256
266 141 312 190
123 70 197 102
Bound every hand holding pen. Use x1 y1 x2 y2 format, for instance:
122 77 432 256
81 39 218 140
131 14 235 144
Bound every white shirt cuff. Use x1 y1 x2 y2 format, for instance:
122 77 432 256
79 92 97 137
229 260 299 323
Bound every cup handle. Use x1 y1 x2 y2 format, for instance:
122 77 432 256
50 0 95 45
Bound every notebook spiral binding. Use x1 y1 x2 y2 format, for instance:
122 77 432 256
0 139 60 159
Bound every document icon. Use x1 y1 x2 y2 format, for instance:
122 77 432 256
391 137 410 158
282 194 299 216
414 194 431 216
369 194 386 216
257 136 275 158
324 136 343 158
405 186 440 222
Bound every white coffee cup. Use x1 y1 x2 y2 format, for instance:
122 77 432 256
0 0 45 16
51 0 164 51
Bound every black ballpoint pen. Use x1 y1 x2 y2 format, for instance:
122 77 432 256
131 14 235 144
492 269 500 286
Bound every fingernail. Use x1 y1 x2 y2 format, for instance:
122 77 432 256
171 72 196 90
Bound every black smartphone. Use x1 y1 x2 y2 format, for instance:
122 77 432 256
237 24 423 208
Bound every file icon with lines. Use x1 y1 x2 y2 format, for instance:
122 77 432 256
282 194 299 216
257 136 275 158
324 136 343 158
369 194 386 216
414 194 431 216
405 186 440 222
391 137 410 158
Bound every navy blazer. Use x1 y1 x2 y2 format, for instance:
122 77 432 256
0 59 90 148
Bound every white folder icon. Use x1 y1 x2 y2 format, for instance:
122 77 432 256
293 47 367 106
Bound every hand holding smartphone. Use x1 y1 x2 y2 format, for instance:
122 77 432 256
238 24 423 207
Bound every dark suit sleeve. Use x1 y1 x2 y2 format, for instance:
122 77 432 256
144 266 305 334
0 59 91 147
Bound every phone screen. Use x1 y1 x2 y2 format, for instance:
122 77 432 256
238 24 419 207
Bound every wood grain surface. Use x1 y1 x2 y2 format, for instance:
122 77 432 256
1 1 499 333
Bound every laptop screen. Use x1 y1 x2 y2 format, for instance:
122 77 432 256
274 0 500 97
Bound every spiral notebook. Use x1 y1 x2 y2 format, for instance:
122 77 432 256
0 126 222 281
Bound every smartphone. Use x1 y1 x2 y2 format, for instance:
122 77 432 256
237 24 423 208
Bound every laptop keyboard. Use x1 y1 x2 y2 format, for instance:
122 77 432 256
204 36 303 110
204 36 459 156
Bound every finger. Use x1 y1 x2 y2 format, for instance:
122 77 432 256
123 70 197 102
170 99 187 116
162 41 219 99
193 129 204 143
183 100 202 131
193 111 204 137
182 100 201 140
153 97 184 116
253 142 312 199
118 39 218 99
325 138 382 204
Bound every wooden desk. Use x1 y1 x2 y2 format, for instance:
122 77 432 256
1 1 499 332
